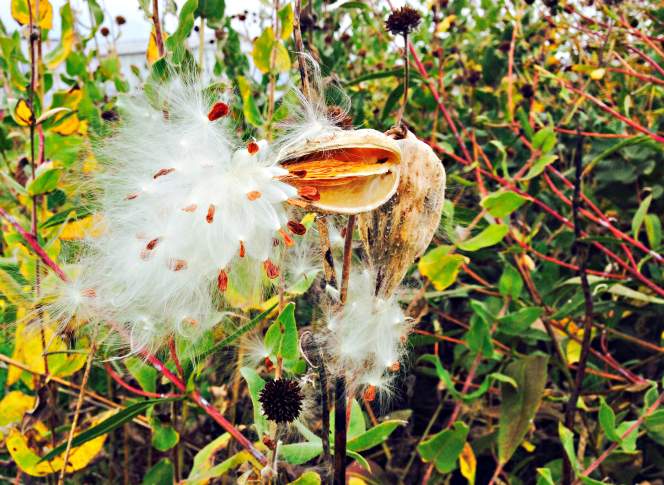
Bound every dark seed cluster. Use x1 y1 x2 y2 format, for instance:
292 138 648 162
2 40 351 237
385 6 422 36
259 378 303 423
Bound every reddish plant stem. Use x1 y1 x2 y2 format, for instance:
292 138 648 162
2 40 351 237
554 127 638 138
105 362 182 399
605 67 664 86
169 336 185 380
0 207 69 281
151 0 165 58
626 45 664 78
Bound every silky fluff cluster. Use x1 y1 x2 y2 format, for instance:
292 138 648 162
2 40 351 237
322 269 411 398
51 78 299 353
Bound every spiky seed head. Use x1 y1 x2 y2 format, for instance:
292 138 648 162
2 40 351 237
259 379 303 423
385 6 422 36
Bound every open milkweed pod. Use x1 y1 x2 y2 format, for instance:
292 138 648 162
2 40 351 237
358 130 446 297
276 129 402 214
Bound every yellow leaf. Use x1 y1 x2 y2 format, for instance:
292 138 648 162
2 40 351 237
521 439 536 452
590 68 605 80
44 2 75 69
11 0 53 29
50 88 82 135
7 321 88 388
0 391 36 426
418 245 468 291
147 29 167 65
437 15 457 33
59 214 104 240
6 415 108 477
459 442 476 485
14 99 34 126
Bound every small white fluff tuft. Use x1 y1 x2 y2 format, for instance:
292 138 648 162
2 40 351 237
49 77 297 354
321 268 411 398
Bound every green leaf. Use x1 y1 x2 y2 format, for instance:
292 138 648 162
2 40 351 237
644 214 662 249
599 397 621 442
0 267 30 305
498 263 523 299
559 423 578 471
236 76 264 127
417 421 469 473
125 357 158 394
347 420 406 452
277 4 294 40
41 206 93 229
532 127 556 153
337 1 372 10
536 468 556 485
467 309 493 356
498 307 543 335
498 354 549 464
166 0 199 64
142 458 174 485
264 302 298 360
481 191 527 218
44 2 74 69
252 28 291 74
632 194 652 239
516 107 534 140
417 245 468 291
41 398 179 462
239 367 268 436
27 167 61 196
645 409 664 446
523 154 558 180
457 224 508 252
196 0 225 23
280 442 323 465
151 417 180 451
288 471 321 485
186 433 232 484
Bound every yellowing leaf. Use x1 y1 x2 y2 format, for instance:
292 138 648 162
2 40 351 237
590 68 605 80
44 2 75 69
278 4 294 40
0 391 36 426
418 245 468 291
252 28 291 74
8 321 87 388
437 15 457 33
147 29 168 64
6 415 108 477
14 99 34 126
459 442 476 485
59 214 104 240
521 439 536 452
11 0 53 29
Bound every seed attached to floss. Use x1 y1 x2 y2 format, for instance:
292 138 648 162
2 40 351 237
206 204 216 223
279 229 294 247
207 101 229 121
264 259 280 279
81 288 97 298
291 169 307 178
168 259 188 271
247 141 259 154
181 203 197 212
239 241 246 258
217 269 228 292
126 193 139 200
146 237 160 250
363 385 377 402
247 190 262 201
389 361 401 372
153 168 175 179
298 186 320 202
287 220 307 236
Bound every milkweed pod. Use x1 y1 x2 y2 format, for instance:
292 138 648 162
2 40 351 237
358 130 446 297
277 129 402 214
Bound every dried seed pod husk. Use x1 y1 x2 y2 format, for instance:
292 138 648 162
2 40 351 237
277 129 402 214
358 131 446 297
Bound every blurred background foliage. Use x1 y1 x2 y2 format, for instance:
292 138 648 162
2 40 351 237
0 0 663 484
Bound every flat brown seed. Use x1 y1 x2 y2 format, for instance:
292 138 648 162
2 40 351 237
263 259 280 279
207 102 229 121
217 269 228 292
291 170 307 177
126 193 139 200
247 141 259 154
206 204 216 223
298 186 320 202
182 204 197 212
239 241 246 258
146 237 160 250
279 229 294 247
287 220 307 236
247 190 262 201
153 168 176 179
168 259 188 271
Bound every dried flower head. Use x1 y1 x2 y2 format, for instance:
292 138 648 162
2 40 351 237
259 378 304 423
385 6 422 36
